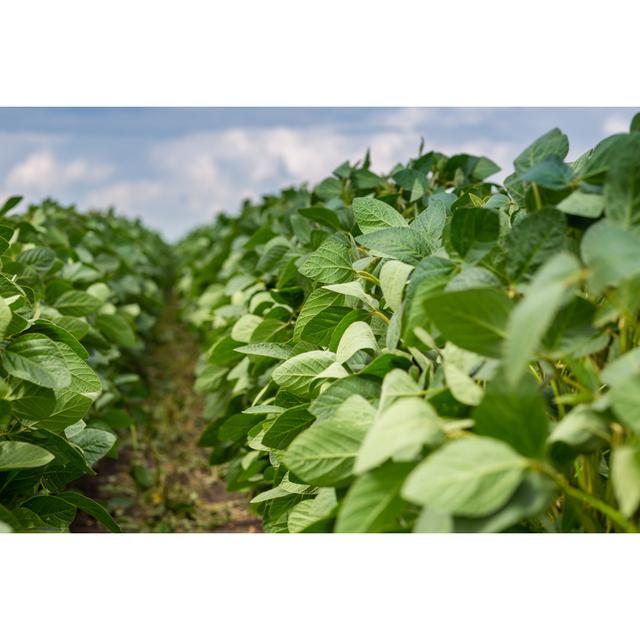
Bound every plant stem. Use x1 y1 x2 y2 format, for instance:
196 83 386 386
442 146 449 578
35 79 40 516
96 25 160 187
535 462 637 533
356 270 380 286
371 309 390 324
532 183 543 209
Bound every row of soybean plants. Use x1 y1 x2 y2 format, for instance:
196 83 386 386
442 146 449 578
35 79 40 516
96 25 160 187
178 114 640 533
0 198 171 532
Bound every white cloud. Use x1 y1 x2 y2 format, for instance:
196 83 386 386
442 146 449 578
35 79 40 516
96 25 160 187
601 114 629 136
4 150 112 196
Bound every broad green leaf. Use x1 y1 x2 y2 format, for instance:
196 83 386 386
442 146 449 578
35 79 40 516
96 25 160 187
611 444 640 518
352 197 408 233
235 342 293 360
441 343 483 406
262 405 314 449
473 369 549 458
514 128 569 172
604 148 640 227
355 397 443 474
608 376 640 435
410 199 446 249
2 333 71 389
402 437 527 517
336 321 378 364
323 280 378 309
423 288 514 358
95 313 137 347
70 428 116 466
53 289 103 316
0 441 54 470
58 491 120 533
299 233 354 283
449 208 500 262
22 495 76 531
284 395 375 486
503 252 582 386
453 471 555 533
272 350 336 396
298 207 342 231
288 488 338 533
293 289 343 341
518 155 573 190
547 406 609 460
57 343 102 399
308 376 380 420
0 297 12 341
557 191 604 218
356 228 429 265
336 463 412 533
505 209 566 282
230 314 263 343
25 389 93 432
378 368 421 412
581 220 640 292
379 260 414 311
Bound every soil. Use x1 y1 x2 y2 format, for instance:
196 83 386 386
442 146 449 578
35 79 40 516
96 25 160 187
71 294 261 533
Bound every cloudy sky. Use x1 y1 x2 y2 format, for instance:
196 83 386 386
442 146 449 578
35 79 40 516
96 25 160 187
0 107 637 240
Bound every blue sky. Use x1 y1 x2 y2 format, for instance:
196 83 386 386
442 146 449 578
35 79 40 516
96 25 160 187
0 107 637 240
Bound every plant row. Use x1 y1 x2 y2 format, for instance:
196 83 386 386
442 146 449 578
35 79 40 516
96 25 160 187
0 198 170 532
177 113 640 533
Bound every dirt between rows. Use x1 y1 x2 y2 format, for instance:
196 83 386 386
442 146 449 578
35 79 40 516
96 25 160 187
71 294 261 533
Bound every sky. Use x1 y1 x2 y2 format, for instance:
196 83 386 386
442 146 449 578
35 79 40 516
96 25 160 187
0 107 637 240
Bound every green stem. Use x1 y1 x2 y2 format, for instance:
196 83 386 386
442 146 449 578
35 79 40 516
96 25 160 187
371 309 390 324
532 183 543 209
356 270 380 286
536 462 637 533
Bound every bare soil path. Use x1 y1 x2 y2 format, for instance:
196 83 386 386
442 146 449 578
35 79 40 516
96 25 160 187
72 294 261 533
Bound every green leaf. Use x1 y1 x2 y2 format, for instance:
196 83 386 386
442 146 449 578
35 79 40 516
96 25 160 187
354 398 443 474
0 297 12 341
53 289 103 316
298 233 354 284
308 375 380 420
611 444 640 518
298 207 342 231
503 253 582 386
0 441 54 470
56 343 102 399
356 228 429 265
336 321 378 364
604 148 640 227
323 280 378 309
514 128 569 173
70 428 116 466
22 495 76 531
2 333 71 389
58 491 121 533
581 220 640 292
288 488 338 533
293 289 343 341
95 313 137 347
518 155 573 190
557 191 604 218
505 209 566 282
379 260 414 311
352 197 408 233
402 437 527 517
272 350 336 396
0 195 22 216
235 342 293 360
449 208 500 262
473 369 549 458
284 395 374 486
336 463 413 533
262 405 314 449
423 288 514 358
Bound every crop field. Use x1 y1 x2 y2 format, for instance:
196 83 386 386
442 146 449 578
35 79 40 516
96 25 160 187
2 115 640 533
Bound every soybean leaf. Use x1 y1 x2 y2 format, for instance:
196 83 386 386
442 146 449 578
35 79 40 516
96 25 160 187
423 288 514 358
402 437 527 517
352 197 408 233
0 441 54 471
284 395 375 486
2 333 71 389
